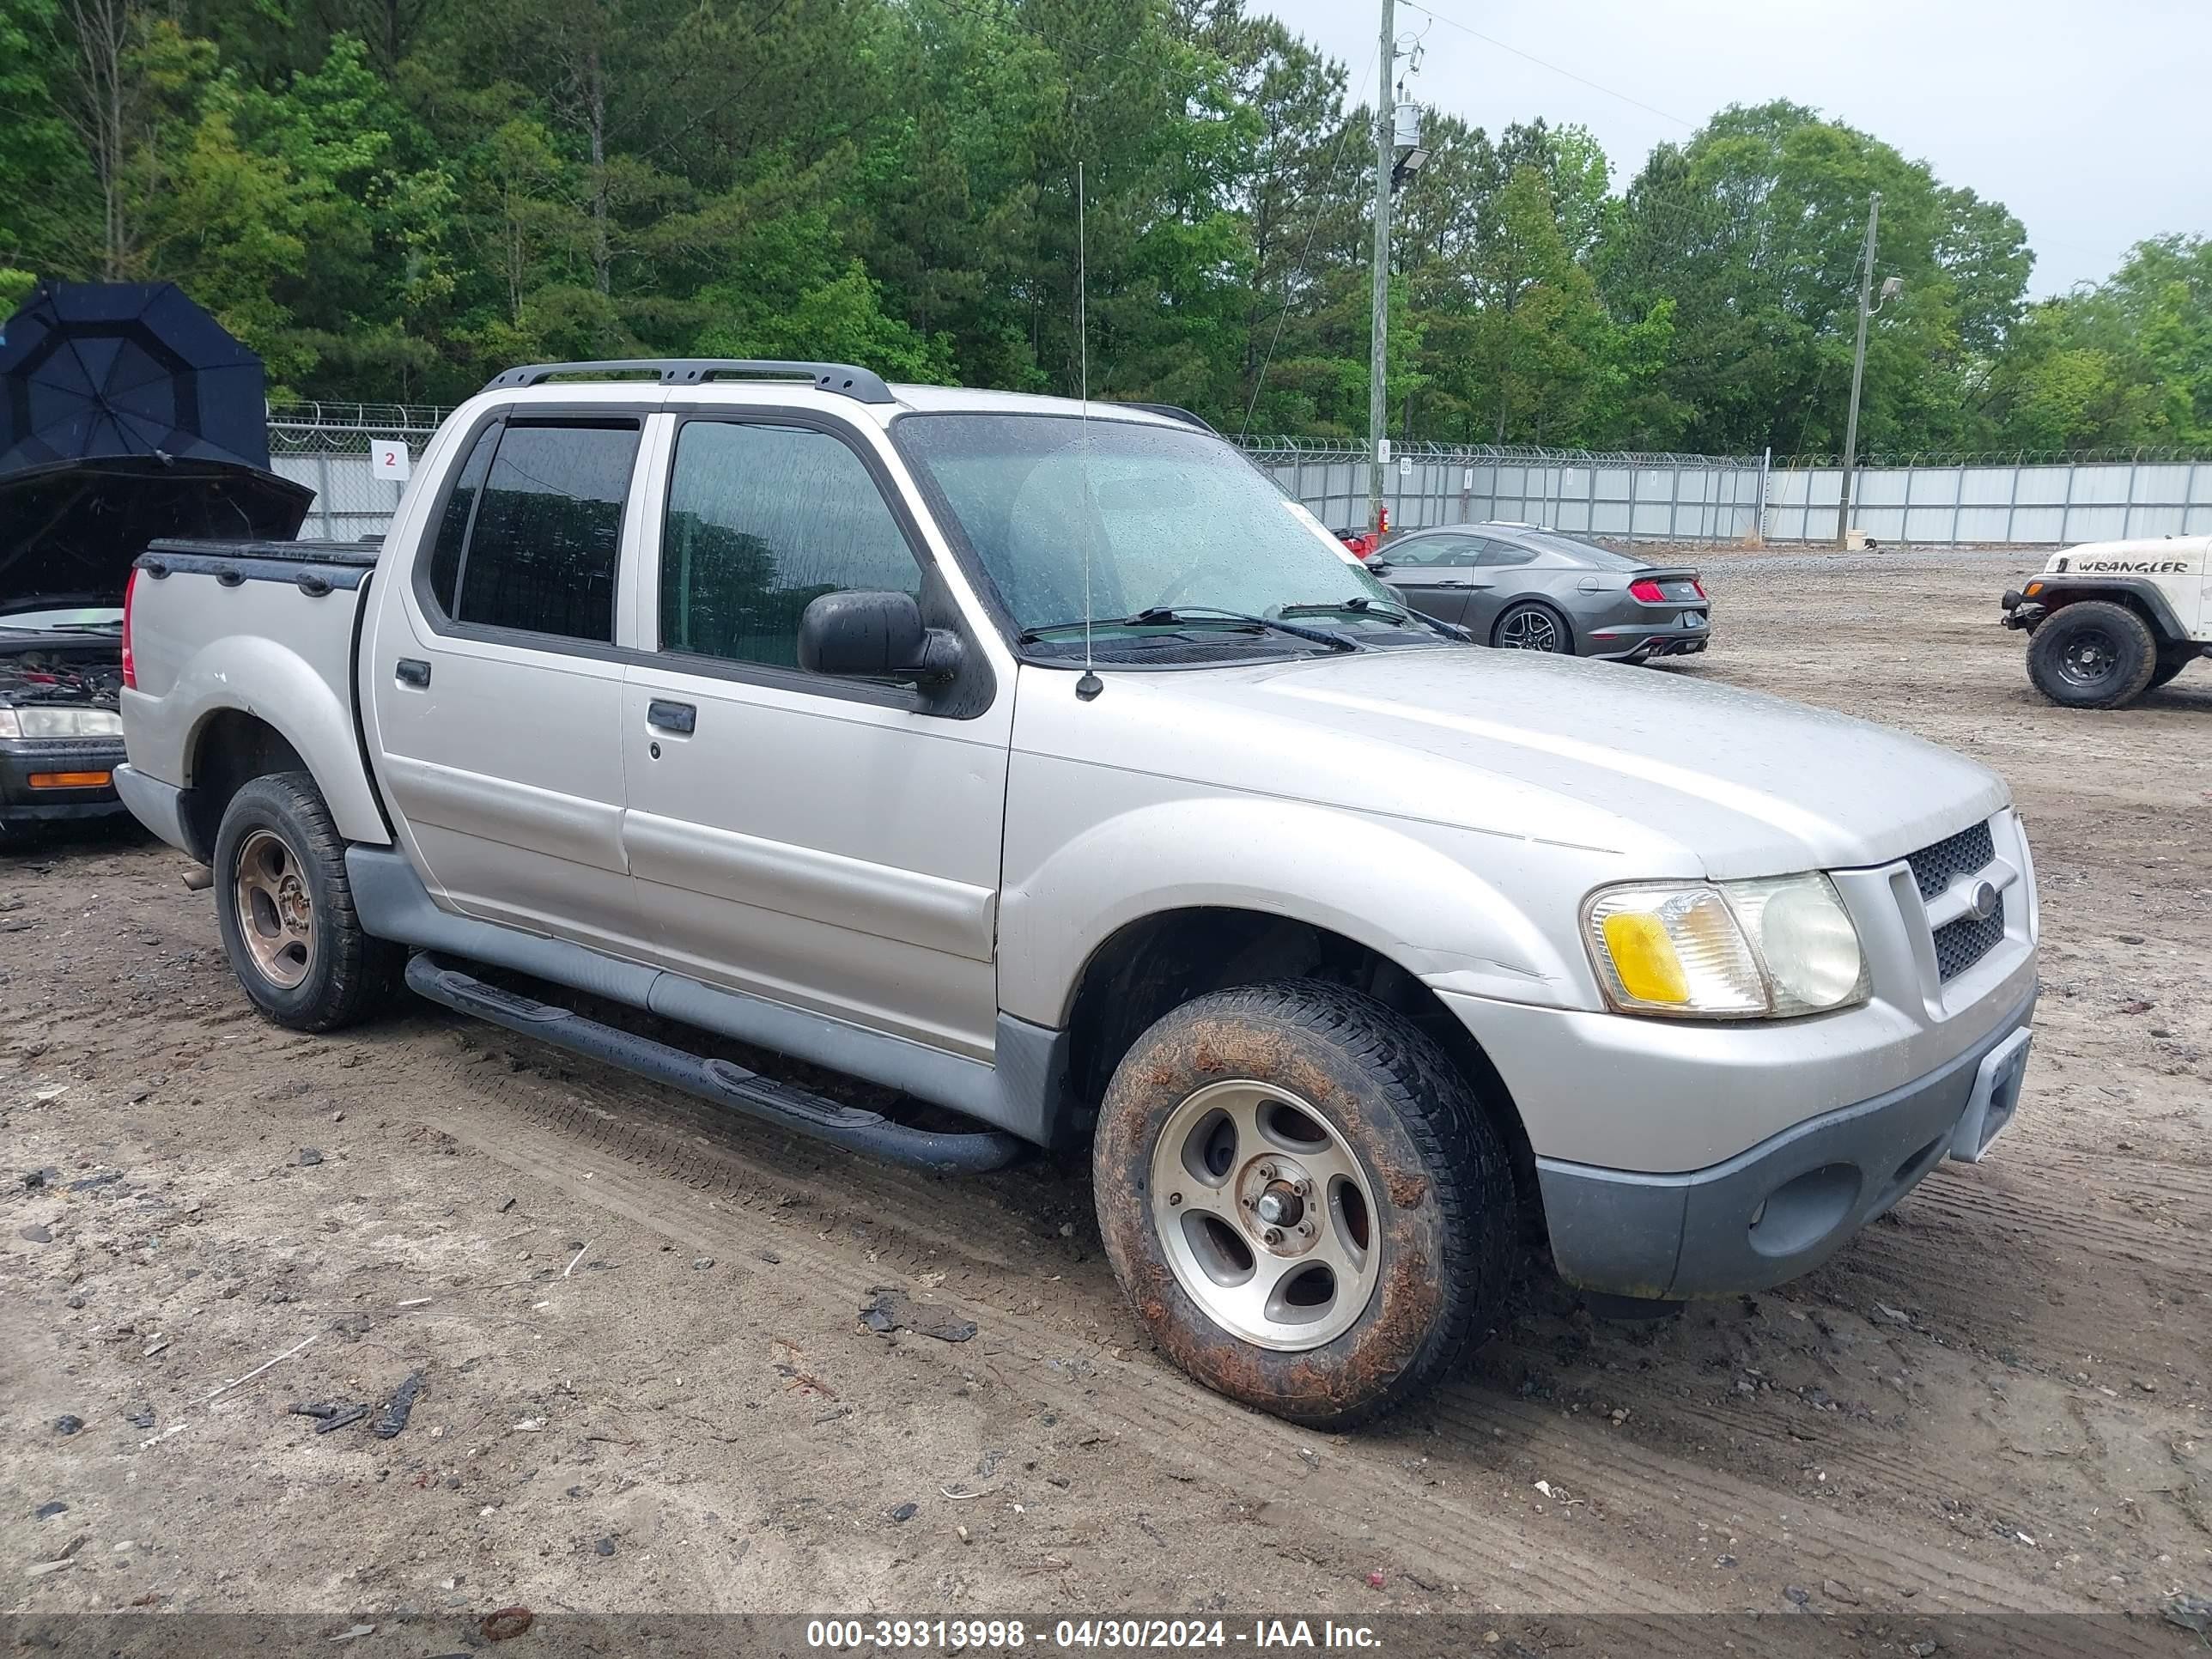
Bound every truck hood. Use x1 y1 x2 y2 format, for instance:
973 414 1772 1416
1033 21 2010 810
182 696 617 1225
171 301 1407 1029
1086 647 2009 880
0 457 313 613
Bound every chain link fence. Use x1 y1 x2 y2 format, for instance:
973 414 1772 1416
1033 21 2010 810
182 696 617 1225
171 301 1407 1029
266 403 447 542
1237 439 1767 544
265 403 2212 549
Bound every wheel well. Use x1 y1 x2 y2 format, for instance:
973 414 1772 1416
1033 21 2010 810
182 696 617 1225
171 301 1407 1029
1064 907 1542 1232
179 711 309 862
2043 587 2179 645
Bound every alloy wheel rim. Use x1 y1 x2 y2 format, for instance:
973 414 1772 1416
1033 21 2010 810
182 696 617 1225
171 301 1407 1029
234 829 314 990
1500 610 1560 652
1147 1079 1383 1351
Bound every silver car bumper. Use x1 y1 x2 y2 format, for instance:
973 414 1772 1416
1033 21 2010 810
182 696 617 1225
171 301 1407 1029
1526 988 2035 1299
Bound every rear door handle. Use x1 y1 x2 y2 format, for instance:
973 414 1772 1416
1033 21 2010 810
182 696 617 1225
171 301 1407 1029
394 659 431 688
647 699 696 735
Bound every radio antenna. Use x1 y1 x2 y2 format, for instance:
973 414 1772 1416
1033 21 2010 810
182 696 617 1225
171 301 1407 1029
1074 161 1102 702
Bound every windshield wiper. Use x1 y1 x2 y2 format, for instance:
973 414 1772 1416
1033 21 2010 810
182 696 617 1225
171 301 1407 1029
1279 596 1467 642
1021 608 1358 653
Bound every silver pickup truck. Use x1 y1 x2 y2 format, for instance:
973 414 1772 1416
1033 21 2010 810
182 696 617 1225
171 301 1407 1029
115 359 2040 1425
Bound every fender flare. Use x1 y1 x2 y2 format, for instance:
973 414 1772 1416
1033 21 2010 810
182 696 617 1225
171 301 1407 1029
998 796 1589 1030
174 634 390 844
2031 577 2190 644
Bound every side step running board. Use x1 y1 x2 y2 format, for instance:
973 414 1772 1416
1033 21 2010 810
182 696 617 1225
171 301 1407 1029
404 954 1024 1175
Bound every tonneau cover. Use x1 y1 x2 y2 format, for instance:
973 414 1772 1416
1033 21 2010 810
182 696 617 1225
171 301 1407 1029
142 535 380 568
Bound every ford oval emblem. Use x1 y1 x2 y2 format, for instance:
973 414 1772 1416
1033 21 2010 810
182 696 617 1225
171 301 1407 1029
1966 880 2000 922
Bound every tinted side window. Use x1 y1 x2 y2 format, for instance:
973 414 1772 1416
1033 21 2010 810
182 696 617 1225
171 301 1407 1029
660 422 921 670
425 424 499 614
453 422 639 642
1390 534 1481 567
1474 538 1540 568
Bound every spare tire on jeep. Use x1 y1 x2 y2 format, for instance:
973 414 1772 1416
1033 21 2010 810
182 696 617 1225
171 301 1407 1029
2025 600 2159 709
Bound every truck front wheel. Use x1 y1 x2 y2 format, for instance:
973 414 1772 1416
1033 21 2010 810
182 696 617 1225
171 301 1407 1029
212 771 398 1031
2025 599 2159 708
1092 981 1517 1426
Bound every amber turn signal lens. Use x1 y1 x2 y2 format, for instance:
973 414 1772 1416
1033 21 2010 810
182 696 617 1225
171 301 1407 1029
27 770 112 789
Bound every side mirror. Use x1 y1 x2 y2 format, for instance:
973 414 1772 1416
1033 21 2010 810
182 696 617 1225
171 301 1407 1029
1366 558 1393 574
797 591 963 684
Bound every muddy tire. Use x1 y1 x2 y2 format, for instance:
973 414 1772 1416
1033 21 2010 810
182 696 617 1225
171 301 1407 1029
212 772 398 1032
1092 981 1517 1427
2025 600 2158 708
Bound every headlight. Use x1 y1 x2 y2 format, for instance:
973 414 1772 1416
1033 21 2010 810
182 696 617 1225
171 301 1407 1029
0 706 124 739
1585 874 1869 1019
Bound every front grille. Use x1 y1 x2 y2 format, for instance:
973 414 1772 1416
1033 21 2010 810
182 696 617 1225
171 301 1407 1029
1905 817 2004 982
1905 819 1996 904
1933 896 2005 981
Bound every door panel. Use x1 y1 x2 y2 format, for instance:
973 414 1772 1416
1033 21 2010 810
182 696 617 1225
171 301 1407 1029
1377 532 1485 623
620 416 1010 1059
368 416 647 951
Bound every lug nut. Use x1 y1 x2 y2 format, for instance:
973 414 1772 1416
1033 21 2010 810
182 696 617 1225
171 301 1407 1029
1263 1228 1283 1246
1168 1192 1182 1208
1292 1180 1310 1198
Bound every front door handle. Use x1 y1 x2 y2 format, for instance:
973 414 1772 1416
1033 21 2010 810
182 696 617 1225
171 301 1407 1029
394 659 431 688
647 699 696 735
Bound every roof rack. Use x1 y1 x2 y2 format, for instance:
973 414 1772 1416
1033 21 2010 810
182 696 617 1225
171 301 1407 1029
483 359 895 404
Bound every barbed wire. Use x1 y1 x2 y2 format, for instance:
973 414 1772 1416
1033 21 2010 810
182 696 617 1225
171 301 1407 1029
1777 446 2210 469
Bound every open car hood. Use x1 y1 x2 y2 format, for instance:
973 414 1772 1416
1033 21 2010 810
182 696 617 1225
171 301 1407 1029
0 457 313 613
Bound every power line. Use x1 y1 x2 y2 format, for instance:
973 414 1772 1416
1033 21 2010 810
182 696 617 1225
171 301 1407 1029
1397 0 1696 131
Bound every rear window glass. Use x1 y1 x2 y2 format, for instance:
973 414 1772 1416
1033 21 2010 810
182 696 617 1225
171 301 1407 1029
425 425 498 613
439 422 639 642
1516 531 1648 571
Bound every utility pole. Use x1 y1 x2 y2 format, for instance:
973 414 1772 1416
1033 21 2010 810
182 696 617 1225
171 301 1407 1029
1367 0 1394 540
1835 191 1881 550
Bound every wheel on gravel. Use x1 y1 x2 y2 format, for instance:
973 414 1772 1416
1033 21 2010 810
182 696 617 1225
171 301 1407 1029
1492 600 1572 654
2148 651 2192 692
212 771 398 1031
1092 981 1517 1427
2025 600 2158 708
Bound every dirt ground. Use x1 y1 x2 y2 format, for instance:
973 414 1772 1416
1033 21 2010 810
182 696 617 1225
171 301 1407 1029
3 546 2208 1632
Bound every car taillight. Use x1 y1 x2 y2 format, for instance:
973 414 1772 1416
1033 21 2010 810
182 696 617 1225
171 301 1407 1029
121 568 138 689
1629 578 1665 603
1692 577 1707 599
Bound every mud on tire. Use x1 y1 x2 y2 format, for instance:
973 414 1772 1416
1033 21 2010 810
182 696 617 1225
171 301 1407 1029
212 771 399 1032
1092 981 1517 1426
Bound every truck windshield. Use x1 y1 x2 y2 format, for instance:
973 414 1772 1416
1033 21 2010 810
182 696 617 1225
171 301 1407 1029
894 413 1415 659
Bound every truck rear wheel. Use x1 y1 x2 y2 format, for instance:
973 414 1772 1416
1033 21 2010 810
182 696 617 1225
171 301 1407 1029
212 772 398 1031
1092 981 1516 1426
2025 600 2159 708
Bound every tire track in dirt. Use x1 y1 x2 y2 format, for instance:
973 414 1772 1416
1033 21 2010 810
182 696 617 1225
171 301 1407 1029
410 1032 2111 1623
416 1073 1713 1617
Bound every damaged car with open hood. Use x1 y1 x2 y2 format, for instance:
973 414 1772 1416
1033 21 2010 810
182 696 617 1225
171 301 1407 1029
0 282 309 838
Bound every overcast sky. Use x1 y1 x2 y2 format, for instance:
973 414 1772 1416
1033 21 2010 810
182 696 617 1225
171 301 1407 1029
1254 0 2209 297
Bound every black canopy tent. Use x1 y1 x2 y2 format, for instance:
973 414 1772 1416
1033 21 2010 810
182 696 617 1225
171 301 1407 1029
0 282 312 611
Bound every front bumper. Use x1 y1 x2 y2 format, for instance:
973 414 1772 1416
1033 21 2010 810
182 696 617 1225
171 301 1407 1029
1528 987 2036 1298
0 735 129 829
